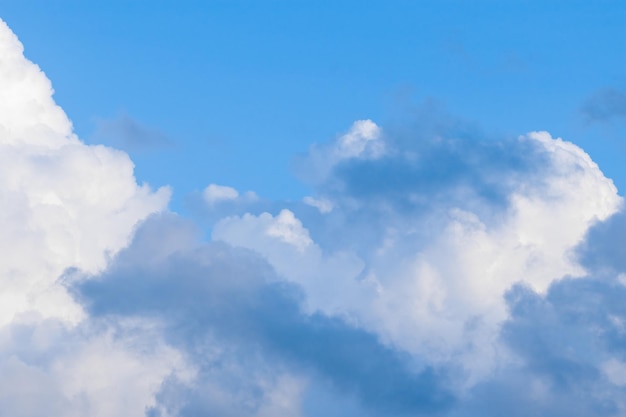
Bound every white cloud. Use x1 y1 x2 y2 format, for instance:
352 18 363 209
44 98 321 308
334 119 384 159
3 13 626 417
265 210 313 251
56 324 191 417
0 20 170 325
0 18 181 417
0 316 192 417
213 210 365 315
602 359 626 387
0 20 72 147
255 374 306 417
294 119 385 183
303 196 333 213
212 128 622 387
203 183 240 204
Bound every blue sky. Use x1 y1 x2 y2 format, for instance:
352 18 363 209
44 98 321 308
2 1 625 211
1 2 626 417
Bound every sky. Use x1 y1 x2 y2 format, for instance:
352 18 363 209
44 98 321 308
0 1 626 416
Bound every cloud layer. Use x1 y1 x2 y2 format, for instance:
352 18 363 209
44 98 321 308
2 17 626 417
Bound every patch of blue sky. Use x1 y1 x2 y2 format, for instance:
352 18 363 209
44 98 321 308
1 0 624 213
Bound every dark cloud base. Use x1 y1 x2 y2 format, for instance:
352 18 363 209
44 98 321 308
68 203 626 417
74 214 455 417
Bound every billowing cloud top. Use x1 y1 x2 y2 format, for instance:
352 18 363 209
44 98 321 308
2 17 626 417
0 18 178 417
0 19 171 325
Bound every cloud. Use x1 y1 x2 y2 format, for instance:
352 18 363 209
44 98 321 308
214 123 621 389
0 315 190 417
203 183 240 204
0 18 179 417
72 119 626 416
576 209 626 274
182 183 263 226
457 272 626 416
293 119 385 184
202 183 258 207
92 113 173 152
4 15 626 417
302 196 333 213
74 214 455 416
581 88 626 123
0 18 172 324
0 20 70 146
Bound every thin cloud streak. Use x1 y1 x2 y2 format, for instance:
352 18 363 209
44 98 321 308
92 113 174 152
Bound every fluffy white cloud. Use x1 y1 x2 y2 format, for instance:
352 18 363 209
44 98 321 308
294 119 385 184
334 119 384 159
213 210 365 314
213 127 622 387
4 14 626 417
202 183 259 210
0 20 71 147
0 18 183 417
0 316 191 417
0 19 170 325
203 184 240 204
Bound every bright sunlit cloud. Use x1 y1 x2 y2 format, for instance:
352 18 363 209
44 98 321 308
1 7 626 416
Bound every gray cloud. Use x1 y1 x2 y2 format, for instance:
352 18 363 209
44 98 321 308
71 202 626 417
73 214 455 417
577 209 626 274
451 208 626 417
69 122 626 416
200 114 622 416
288 107 555 257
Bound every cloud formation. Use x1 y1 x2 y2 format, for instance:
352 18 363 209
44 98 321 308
0 19 173 322
214 123 621 381
0 18 179 417
3 16 626 417
581 88 626 123
75 214 454 416
92 113 173 152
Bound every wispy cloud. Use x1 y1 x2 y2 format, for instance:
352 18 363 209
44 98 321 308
92 113 173 152
581 88 626 123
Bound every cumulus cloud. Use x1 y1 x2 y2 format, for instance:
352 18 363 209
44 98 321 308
293 119 385 184
188 183 263 226
4 15 626 417
202 183 258 207
0 315 190 417
214 123 621 388
75 214 454 417
0 18 180 416
0 20 170 325
75 122 626 416
203 183 240 203
456 257 626 417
